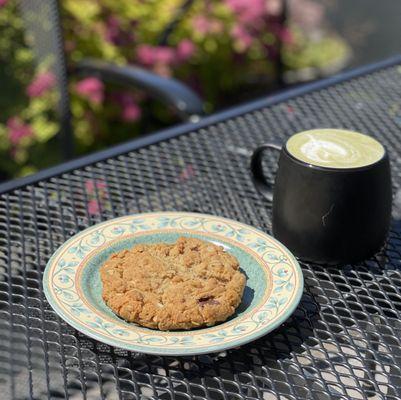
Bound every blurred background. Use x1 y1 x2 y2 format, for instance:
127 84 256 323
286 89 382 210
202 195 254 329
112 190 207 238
0 0 400 181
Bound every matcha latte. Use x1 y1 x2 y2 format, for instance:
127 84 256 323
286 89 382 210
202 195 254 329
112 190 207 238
286 129 385 169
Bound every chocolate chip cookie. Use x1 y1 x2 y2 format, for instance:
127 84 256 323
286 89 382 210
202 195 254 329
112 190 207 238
100 237 246 330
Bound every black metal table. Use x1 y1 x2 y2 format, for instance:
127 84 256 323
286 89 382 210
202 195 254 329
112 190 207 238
1 55 401 400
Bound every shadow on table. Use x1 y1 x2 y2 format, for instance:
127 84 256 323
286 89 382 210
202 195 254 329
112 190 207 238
157 209 401 399
36 215 400 399
120 290 322 399
297 212 401 399
3 214 401 399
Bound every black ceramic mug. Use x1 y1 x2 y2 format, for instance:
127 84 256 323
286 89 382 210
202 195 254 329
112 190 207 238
250 129 392 264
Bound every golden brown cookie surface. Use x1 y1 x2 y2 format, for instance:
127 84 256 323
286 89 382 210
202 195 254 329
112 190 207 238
100 237 246 330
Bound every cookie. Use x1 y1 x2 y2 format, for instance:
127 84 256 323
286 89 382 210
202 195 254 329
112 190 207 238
100 237 246 330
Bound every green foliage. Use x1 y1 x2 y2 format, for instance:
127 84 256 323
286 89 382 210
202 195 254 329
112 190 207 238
0 0 348 178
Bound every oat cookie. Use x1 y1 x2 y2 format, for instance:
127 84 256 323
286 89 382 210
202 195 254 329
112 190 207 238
100 237 246 330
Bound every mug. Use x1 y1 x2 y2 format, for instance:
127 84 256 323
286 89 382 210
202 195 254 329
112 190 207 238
250 129 392 265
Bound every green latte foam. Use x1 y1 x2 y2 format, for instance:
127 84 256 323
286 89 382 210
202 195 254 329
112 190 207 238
286 129 384 168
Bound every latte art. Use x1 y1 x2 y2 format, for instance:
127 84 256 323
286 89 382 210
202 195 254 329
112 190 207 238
286 129 384 168
300 136 362 165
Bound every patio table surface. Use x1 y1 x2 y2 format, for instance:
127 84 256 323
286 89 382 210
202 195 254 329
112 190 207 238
1 55 401 400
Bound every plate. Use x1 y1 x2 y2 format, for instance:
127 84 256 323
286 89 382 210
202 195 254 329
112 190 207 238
43 212 303 355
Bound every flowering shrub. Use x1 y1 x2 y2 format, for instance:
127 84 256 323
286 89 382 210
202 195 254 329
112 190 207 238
85 179 110 215
0 0 347 178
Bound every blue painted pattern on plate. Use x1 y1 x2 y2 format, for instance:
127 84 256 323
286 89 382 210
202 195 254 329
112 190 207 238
43 212 303 355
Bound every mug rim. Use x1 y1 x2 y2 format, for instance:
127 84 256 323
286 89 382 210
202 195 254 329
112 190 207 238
283 143 388 172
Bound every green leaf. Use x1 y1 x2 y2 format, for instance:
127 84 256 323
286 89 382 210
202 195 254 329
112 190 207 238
233 325 246 333
278 297 287 306
256 312 267 322
32 117 58 143
113 329 129 337
142 337 163 343
210 337 225 343
64 0 100 21
25 98 50 118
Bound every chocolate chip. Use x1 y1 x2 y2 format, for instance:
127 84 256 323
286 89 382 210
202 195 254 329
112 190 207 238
198 296 220 306
198 296 212 302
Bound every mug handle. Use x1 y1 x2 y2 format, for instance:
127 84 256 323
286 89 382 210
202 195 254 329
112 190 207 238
250 142 282 202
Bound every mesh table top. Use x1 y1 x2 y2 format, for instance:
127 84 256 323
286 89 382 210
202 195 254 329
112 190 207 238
1 57 401 400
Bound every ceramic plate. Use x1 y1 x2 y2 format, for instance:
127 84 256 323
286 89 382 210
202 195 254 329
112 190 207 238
43 212 303 355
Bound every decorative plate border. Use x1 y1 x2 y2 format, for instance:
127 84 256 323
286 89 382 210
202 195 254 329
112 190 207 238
74 230 274 334
43 212 303 355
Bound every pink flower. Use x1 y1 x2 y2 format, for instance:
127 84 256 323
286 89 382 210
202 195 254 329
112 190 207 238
193 16 223 35
26 72 56 98
104 16 133 46
113 94 142 122
105 16 121 44
85 179 108 214
177 39 196 61
153 47 175 64
137 45 156 65
231 25 254 49
75 77 104 104
122 102 141 122
88 199 101 215
137 44 177 71
279 27 293 44
193 16 211 34
85 180 95 192
136 45 175 66
7 117 34 145
0 0 8 7
266 0 282 16
226 0 266 24
85 179 107 194
210 20 224 34
179 164 195 182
